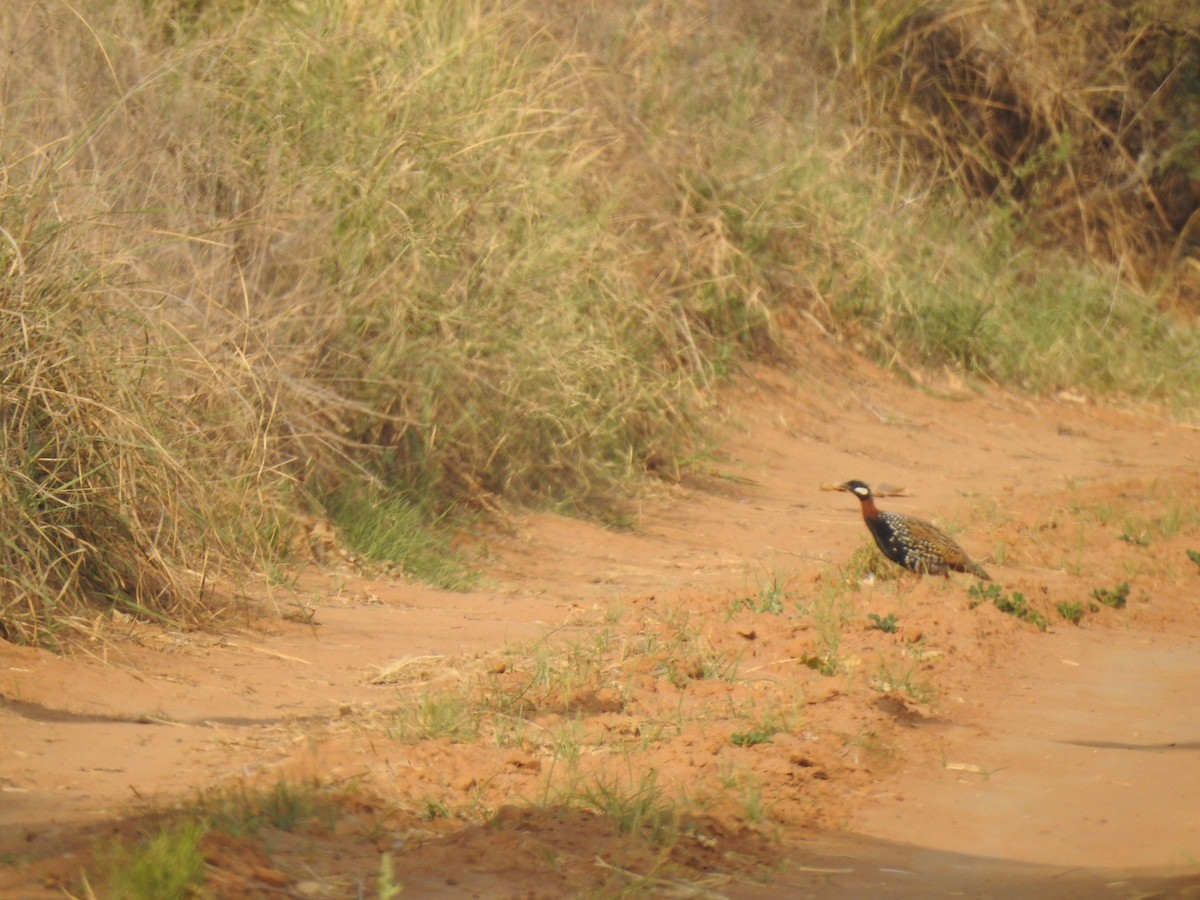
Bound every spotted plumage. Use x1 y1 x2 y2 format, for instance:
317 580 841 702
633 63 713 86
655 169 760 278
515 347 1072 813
839 480 991 580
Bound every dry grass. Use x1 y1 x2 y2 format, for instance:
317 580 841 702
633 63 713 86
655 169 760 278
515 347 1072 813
824 0 1200 294
2 0 1199 642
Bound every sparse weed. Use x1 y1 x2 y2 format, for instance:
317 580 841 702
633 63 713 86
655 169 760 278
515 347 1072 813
192 779 339 837
392 689 478 744
730 697 798 749
1092 582 1130 610
867 612 900 634
731 725 777 748
750 566 797 615
871 660 935 704
739 775 769 825
717 765 772 825
968 583 1048 631
422 800 452 822
1118 525 1151 548
802 586 856 676
644 603 742 685
1188 549 1200 571
568 769 679 842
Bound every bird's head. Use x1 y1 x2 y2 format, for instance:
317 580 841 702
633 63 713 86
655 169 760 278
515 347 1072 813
838 480 873 500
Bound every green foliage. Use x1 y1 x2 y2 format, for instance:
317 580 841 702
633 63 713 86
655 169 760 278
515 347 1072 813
325 488 474 590
1119 528 1152 548
730 567 796 616
871 659 935 704
103 821 207 900
1092 582 1131 609
968 582 1048 631
867 612 900 633
1056 601 1086 625
1189 549 1200 571
731 726 777 748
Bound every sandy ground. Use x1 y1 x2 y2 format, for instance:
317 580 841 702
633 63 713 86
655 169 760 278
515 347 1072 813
3 339 1200 898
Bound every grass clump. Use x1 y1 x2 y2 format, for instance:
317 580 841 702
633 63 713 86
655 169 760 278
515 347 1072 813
192 779 339 837
100 821 207 900
1092 582 1131 610
89 779 349 897
392 689 480 744
867 612 900 634
731 725 778 748
816 0 1200 405
842 541 902 585
325 488 474 590
565 769 679 842
1056 602 1086 625
823 0 1200 288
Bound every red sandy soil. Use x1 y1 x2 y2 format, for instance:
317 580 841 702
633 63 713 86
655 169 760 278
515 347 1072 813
3 340 1200 898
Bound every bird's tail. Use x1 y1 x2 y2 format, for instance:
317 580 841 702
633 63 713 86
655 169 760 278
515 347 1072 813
968 561 992 581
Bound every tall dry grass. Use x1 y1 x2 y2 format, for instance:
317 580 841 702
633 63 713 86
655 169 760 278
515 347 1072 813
2 0 1199 643
823 0 1200 294
0 0 787 641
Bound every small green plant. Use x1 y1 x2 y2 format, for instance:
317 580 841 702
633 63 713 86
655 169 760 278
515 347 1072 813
422 801 451 822
1056 601 1085 624
968 583 1048 631
1092 582 1130 609
717 765 770 824
731 726 777 747
102 820 208 900
871 660 935 703
739 775 768 824
1187 549 1200 571
800 652 840 677
867 612 900 633
728 566 797 616
752 566 795 614
797 585 854 676
1118 530 1150 547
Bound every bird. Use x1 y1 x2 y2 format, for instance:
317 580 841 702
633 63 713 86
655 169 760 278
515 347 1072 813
838 480 991 580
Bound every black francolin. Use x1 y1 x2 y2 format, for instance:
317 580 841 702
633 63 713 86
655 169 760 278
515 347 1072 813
839 480 991 580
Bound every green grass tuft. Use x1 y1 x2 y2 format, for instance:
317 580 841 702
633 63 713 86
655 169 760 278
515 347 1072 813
326 488 475 590
102 821 207 900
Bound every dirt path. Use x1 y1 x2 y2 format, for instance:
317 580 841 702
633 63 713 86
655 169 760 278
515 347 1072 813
3 344 1200 896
